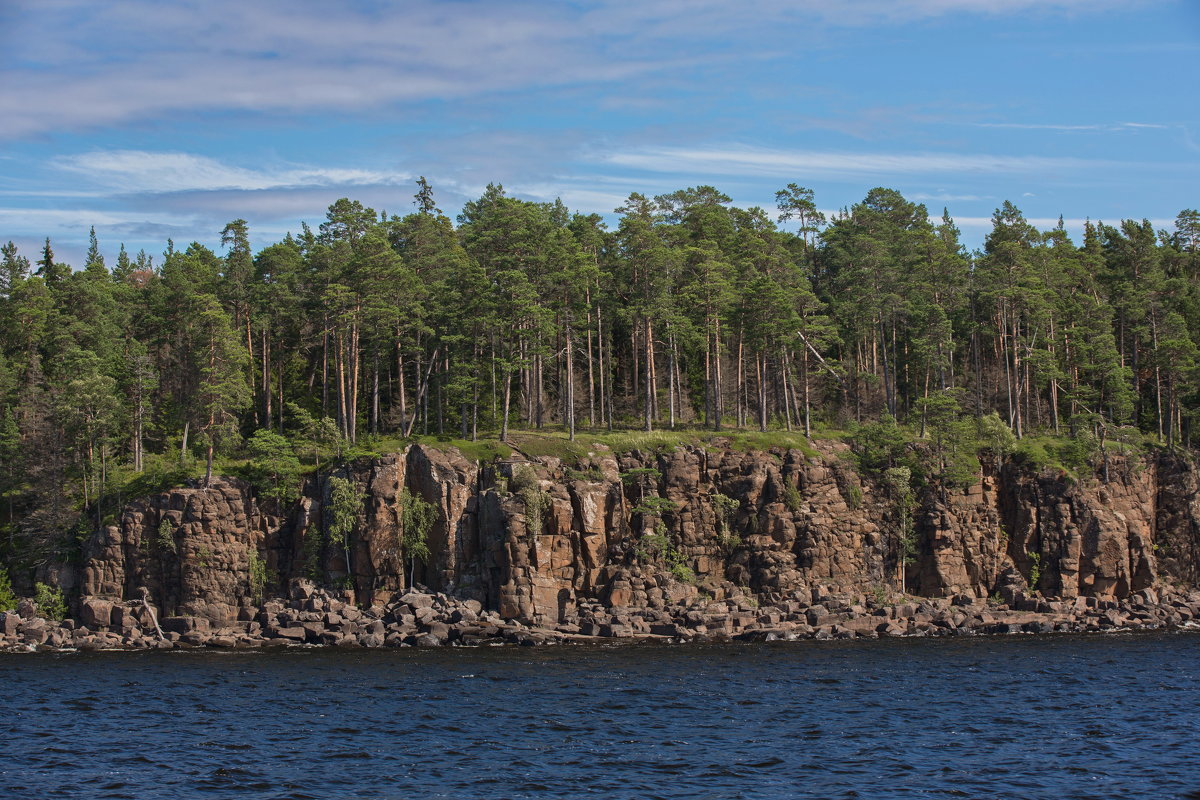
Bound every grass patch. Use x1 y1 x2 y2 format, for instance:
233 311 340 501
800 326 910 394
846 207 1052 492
411 436 512 463
720 431 821 458
506 432 592 463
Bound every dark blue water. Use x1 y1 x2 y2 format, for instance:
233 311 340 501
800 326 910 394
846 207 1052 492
2 633 1198 800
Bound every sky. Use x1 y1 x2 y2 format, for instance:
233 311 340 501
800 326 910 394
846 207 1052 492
1 0 1198 266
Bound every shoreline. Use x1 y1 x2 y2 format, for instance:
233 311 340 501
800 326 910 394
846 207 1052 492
6 584 1199 654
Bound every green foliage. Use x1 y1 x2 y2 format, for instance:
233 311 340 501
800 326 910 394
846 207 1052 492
155 518 177 554
509 465 552 539
1027 551 1043 590
247 550 275 603
632 496 675 517
620 467 662 483
845 483 863 509
917 388 980 489
519 485 552 539
566 466 604 482
326 476 363 547
977 412 1017 457
711 492 739 534
883 466 918 565
302 524 322 581
33 582 66 621
413 437 511 463
285 402 343 466
850 415 909 474
3 183 1200 561
245 429 302 508
509 464 539 494
1055 431 1098 473
400 487 434 568
0 566 16 612
635 531 694 583
782 481 802 513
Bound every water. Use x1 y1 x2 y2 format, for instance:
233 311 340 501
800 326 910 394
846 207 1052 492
2 633 1198 799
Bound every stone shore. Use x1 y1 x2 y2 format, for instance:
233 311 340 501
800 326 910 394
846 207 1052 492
5 581 1199 653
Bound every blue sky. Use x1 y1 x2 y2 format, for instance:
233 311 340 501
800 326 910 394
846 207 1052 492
2 0 1198 265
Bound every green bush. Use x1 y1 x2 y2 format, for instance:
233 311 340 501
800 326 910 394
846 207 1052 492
400 488 435 585
509 464 539 494
850 414 909 473
782 481 802 513
0 567 16 612
155 518 177 554
845 483 864 509
248 550 276 603
519 484 552 539
245 429 303 508
977 412 1017 457
33 583 66 621
633 496 675 517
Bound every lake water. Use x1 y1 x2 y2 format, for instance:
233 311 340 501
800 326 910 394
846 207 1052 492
2 633 1198 799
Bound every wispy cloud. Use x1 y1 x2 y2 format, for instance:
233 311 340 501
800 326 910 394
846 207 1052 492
910 192 992 202
972 121 1168 132
0 0 1162 138
952 215 1176 230
54 151 405 194
603 145 1116 179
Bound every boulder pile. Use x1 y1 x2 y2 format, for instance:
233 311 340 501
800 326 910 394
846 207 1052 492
4 581 1198 652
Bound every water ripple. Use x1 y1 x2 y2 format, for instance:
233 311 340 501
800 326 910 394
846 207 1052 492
1 633 1198 798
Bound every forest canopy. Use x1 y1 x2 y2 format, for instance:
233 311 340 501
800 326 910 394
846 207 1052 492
1 179 1197 574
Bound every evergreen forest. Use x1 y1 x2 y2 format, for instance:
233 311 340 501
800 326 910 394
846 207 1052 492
2 178 1198 578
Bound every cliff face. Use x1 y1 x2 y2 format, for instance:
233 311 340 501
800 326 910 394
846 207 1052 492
79 442 1200 624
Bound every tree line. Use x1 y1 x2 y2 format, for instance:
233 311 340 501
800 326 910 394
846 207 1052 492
1 177 1197 570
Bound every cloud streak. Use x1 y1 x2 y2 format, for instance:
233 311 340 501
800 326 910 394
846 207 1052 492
0 0 1161 138
972 122 1169 132
603 145 1118 179
53 151 406 194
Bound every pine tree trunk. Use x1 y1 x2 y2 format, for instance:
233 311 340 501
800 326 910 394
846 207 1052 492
585 293 595 429
566 315 575 440
644 316 653 432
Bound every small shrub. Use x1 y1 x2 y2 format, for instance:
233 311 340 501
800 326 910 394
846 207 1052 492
633 496 675 517
0 567 16 612
519 485 552 539
156 518 177 554
711 492 739 532
1027 551 1043 590
400 488 435 585
33 583 66 621
782 481 802 513
846 484 863 510
1055 433 1098 473
670 562 696 583
620 467 662 484
509 464 539 494
636 532 694 584
248 550 276 603
566 466 604 482
327 477 365 548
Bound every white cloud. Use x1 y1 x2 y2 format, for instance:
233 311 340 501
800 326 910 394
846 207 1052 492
0 0 1162 138
951 215 1175 230
53 151 405 194
972 121 1169 131
603 145 1115 178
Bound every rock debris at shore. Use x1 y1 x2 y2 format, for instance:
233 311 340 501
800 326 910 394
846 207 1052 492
5 581 1199 653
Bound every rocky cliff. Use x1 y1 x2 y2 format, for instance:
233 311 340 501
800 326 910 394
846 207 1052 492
74 440 1200 632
